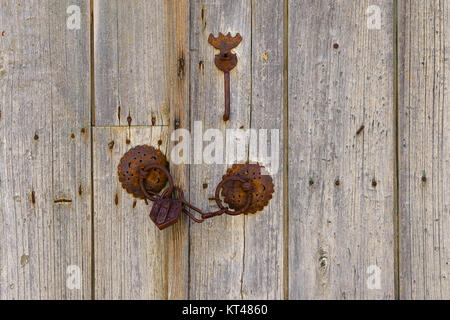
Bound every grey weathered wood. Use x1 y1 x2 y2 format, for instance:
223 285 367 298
242 0 285 299
189 0 252 299
398 0 450 299
94 0 170 126
0 0 91 299
93 0 190 299
1 0 448 301
93 127 170 299
288 0 396 299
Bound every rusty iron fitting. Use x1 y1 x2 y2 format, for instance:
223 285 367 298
118 145 274 230
208 32 242 121
118 145 169 199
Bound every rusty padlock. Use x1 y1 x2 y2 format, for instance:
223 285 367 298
149 197 183 230
138 163 183 230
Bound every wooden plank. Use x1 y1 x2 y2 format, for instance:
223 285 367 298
0 0 91 299
398 0 450 299
94 0 190 299
243 0 285 299
165 0 190 299
93 126 170 299
94 0 170 126
189 0 252 299
288 0 396 299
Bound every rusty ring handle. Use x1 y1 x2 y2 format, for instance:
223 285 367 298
180 176 253 218
138 164 174 202
213 176 253 216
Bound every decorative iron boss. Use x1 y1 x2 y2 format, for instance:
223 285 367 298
118 145 274 230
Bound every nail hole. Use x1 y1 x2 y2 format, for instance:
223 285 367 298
356 125 365 135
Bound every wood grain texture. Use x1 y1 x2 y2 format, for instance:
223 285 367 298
398 0 450 299
0 0 91 299
1 0 448 301
93 0 190 299
165 0 190 299
243 0 285 299
93 126 170 299
288 0 396 299
94 0 170 126
188 0 252 299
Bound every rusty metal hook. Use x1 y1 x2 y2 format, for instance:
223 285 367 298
208 32 242 121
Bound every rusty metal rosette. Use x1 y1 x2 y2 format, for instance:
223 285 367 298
220 163 274 214
118 145 169 199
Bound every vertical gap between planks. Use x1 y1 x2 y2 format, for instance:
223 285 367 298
240 0 253 301
283 0 289 300
187 0 191 300
90 0 96 300
248 2 253 146
187 0 193 300
392 0 404 300
393 0 400 300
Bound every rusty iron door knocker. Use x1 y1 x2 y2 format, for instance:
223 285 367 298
118 145 274 230
208 32 242 121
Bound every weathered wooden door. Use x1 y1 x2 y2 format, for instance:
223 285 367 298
0 0 448 300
